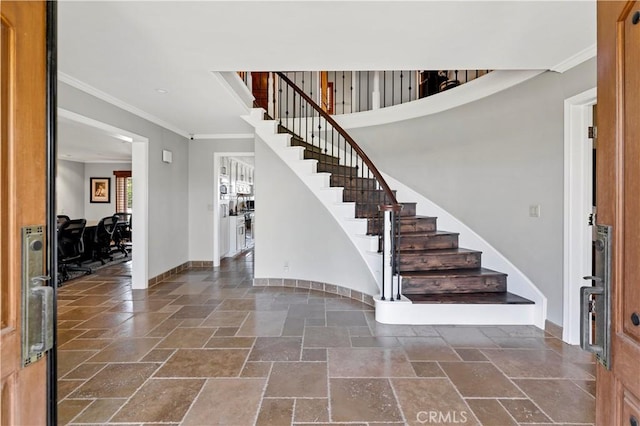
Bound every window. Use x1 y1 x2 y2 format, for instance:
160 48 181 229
113 170 132 213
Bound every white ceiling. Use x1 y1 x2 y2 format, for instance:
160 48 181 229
58 116 132 163
57 0 596 140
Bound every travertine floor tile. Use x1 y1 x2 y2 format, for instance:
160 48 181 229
513 378 595 423
155 348 248 377
391 378 478 426
440 362 523 397
70 363 159 398
57 256 594 426
499 398 552 423
466 399 517 426
111 378 204 423
265 362 328 397
330 378 403 423
249 337 302 361
255 398 294 425
294 398 330 423
328 347 415 377
181 378 265 425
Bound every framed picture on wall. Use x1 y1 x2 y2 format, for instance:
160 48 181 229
90 177 111 203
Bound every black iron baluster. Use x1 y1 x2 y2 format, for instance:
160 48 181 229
278 76 283 126
383 71 386 107
400 71 403 104
389 210 396 301
392 71 395 107
285 80 290 132
367 71 370 111
349 73 353 114
408 70 412 102
341 72 345 115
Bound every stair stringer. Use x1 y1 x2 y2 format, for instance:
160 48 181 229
242 109 384 288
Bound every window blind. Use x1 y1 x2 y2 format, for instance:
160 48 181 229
113 170 132 213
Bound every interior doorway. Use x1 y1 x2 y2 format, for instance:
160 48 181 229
562 88 597 344
57 109 149 289
213 152 255 267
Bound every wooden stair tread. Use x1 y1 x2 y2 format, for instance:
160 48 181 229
401 268 505 278
400 247 480 255
405 291 533 305
401 230 459 237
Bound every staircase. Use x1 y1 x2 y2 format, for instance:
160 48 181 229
290 131 534 306
242 71 544 327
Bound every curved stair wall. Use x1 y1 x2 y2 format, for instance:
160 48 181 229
249 114 380 296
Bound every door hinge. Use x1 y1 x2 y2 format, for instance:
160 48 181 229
588 213 596 226
588 126 597 139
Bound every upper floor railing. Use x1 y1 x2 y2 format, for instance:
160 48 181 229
240 70 491 116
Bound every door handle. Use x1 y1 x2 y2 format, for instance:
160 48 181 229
579 224 612 369
580 285 604 356
30 279 53 353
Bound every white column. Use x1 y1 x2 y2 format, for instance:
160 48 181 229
372 71 381 110
246 72 253 93
382 210 393 300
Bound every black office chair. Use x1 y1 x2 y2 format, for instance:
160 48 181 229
58 219 92 283
113 212 131 256
93 215 119 264
56 215 70 229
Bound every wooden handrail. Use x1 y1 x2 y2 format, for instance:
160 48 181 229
276 72 401 209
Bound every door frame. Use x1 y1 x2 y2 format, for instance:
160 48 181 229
562 87 597 344
57 109 150 289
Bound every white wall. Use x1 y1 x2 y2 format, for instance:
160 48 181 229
188 138 254 261
57 159 85 218
83 162 131 220
254 134 378 296
58 82 190 278
345 59 596 325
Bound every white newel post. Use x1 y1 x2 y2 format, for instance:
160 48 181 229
268 72 275 118
246 72 253 93
372 71 381 110
382 210 393 300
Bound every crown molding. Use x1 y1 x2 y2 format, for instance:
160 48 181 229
192 133 254 140
58 72 190 139
550 44 596 73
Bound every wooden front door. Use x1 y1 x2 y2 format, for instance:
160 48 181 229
1 1 49 424
596 1 640 424
251 72 269 110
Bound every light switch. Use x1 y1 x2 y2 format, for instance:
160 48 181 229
529 204 541 218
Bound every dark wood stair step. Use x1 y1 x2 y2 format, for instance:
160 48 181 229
290 137 324 154
399 248 481 272
399 231 459 250
317 163 359 176
356 202 416 218
405 291 532 304
343 188 397 204
368 215 437 234
401 268 506 294
330 175 378 190
400 216 438 233
303 150 340 165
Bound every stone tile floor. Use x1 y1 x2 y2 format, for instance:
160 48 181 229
57 251 595 425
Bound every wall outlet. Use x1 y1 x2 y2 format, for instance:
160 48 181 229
283 261 289 272
529 204 541 218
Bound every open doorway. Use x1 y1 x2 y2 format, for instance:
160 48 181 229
213 152 255 267
57 109 149 289
562 88 596 344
